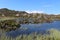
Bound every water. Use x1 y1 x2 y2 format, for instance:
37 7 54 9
6 21 60 37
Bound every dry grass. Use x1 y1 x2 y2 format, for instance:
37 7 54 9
0 29 60 40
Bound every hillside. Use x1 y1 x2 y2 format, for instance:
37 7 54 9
0 8 60 23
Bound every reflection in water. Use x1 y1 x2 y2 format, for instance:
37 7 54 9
5 21 60 37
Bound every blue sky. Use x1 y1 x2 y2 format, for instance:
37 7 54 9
0 0 60 14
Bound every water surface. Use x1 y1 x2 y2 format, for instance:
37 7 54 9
7 21 60 37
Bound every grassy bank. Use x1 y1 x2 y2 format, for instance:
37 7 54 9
0 17 17 21
0 18 20 32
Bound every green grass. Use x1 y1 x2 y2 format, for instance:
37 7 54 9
0 17 17 21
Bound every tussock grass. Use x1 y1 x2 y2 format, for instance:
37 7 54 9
0 29 60 40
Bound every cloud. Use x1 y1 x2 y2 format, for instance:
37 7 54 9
26 10 44 13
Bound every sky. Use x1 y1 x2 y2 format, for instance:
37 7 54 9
0 0 60 14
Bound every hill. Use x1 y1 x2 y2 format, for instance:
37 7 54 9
0 8 60 23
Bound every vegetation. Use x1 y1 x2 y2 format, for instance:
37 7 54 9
0 8 60 40
0 19 21 32
0 17 16 21
0 29 60 40
0 8 60 24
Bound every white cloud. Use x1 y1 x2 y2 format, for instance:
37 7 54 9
26 10 44 13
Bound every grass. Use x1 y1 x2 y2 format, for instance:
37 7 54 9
0 17 17 21
0 17 60 40
0 28 60 40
